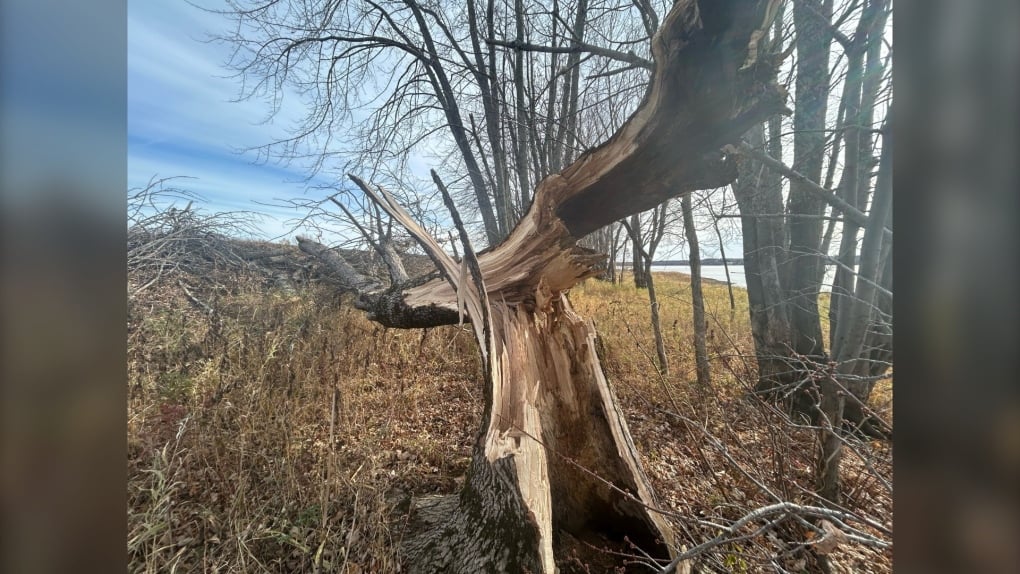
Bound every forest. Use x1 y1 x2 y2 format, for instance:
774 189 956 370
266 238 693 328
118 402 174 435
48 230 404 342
127 0 893 572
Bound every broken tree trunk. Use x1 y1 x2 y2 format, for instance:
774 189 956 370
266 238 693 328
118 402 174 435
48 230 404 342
404 298 672 572
308 1 786 570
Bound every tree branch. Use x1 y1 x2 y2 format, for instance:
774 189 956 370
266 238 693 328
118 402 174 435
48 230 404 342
487 38 654 70
660 501 890 573
327 196 409 284
296 235 383 294
311 0 788 332
726 141 891 236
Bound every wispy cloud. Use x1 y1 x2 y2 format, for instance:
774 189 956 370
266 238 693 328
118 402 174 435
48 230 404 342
128 1 331 239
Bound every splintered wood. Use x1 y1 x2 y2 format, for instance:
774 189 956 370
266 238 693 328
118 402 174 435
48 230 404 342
337 1 786 571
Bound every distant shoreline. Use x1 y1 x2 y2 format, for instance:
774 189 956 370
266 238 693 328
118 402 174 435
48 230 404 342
619 260 855 267
620 259 742 266
616 261 841 292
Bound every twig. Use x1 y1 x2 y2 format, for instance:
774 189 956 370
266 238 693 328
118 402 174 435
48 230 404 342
660 502 890 573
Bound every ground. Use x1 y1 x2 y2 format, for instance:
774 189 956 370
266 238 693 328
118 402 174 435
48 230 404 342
127 258 891 573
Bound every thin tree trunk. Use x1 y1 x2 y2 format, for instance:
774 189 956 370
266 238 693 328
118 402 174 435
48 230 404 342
825 0 893 451
830 0 886 355
710 189 737 312
624 216 668 375
816 370 845 504
608 223 624 283
819 117 892 502
829 41 865 356
467 0 511 236
647 270 669 376
616 233 624 285
766 0 787 254
717 235 735 311
833 115 893 431
631 214 648 289
849 0 892 384
865 236 893 379
682 194 712 393
512 0 532 207
553 0 589 170
543 0 561 174
733 123 798 402
855 0 890 213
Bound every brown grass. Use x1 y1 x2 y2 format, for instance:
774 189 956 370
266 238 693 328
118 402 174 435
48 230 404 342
127 269 891 573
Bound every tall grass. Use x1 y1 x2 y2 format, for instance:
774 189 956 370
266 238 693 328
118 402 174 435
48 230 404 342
128 275 482 573
128 270 891 573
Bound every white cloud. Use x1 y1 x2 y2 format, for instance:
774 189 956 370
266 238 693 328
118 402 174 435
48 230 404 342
128 0 334 240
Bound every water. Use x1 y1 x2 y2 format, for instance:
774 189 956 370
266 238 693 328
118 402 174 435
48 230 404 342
627 263 840 292
647 264 748 288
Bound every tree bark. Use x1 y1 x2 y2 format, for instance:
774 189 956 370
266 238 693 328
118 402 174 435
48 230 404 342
625 203 671 377
512 0 533 209
404 298 674 572
552 0 590 172
830 0 887 356
467 0 512 237
857 0 893 385
609 223 624 283
625 216 670 376
820 1 893 499
833 116 893 436
783 0 832 361
732 123 799 403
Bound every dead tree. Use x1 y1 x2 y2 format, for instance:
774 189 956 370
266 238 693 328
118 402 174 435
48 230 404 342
303 0 785 570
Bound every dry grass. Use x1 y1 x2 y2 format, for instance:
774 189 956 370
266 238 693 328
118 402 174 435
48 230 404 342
127 269 891 573
128 272 482 573
574 273 892 573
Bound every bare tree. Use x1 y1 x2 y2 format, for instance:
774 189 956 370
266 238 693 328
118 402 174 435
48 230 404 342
728 0 892 504
218 0 660 251
292 1 786 570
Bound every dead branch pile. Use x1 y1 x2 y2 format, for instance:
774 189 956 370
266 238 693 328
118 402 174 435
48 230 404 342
128 178 261 297
127 178 434 300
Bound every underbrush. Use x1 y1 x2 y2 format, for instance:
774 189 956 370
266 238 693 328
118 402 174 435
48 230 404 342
128 274 482 573
128 271 891 573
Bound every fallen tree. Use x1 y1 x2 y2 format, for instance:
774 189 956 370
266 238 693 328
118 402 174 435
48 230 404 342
301 0 786 570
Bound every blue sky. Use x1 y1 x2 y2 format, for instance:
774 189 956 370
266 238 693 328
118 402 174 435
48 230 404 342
126 1 741 259
128 1 332 239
